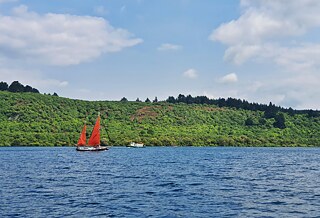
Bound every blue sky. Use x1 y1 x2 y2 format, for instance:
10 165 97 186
0 0 320 109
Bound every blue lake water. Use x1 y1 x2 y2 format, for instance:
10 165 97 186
1 147 320 217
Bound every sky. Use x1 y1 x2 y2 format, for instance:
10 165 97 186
0 0 320 109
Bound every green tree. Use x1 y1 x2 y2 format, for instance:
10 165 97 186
8 81 24 92
24 85 33 93
120 97 128 102
153 97 158 103
245 118 254 126
273 113 286 129
32 88 40 93
264 102 278 118
166 96 175 103
0 81 8 91
0 91 319 147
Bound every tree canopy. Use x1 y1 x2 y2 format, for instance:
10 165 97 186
1 81 39 94
0 91 319 147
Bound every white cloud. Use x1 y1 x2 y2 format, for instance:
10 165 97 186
0 5 143 66
158 43 182 51
236 70 320 108
219 73 238 84
210 0 320 70
250 75 320 109
210 0 320 109
274 44 320 72
183 68 198 79
212 0 320 44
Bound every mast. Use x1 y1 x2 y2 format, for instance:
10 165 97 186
88 113 100 146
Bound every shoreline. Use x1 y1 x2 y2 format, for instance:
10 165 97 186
1 145 320 148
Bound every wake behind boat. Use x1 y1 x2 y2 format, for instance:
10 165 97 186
76 114 108 151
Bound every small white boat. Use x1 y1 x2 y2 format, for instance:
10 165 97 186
127 142 145 148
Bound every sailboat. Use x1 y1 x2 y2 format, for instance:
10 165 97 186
76 114 108 151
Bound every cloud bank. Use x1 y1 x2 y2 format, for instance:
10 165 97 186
210 0 320 71
0 5 143 66
210 0 320 109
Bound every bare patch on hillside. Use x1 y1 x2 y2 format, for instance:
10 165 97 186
130 105 173 122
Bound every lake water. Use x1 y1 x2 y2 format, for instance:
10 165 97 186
1 147 320 217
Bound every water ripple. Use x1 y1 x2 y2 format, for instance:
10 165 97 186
1 146 320 217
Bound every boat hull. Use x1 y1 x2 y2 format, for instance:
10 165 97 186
76 146 108 151
126 142 145 148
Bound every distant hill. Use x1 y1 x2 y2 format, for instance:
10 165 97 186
0 91 319 146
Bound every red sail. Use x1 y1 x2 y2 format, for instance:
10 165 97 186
77 124 87 146
88 116 100 146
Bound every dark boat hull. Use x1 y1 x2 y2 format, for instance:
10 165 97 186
76 146 108 151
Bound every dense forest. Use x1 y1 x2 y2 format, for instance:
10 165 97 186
166 94 320 117
0 81 320 147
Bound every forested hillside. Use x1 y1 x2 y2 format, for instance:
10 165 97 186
0 91 320 146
